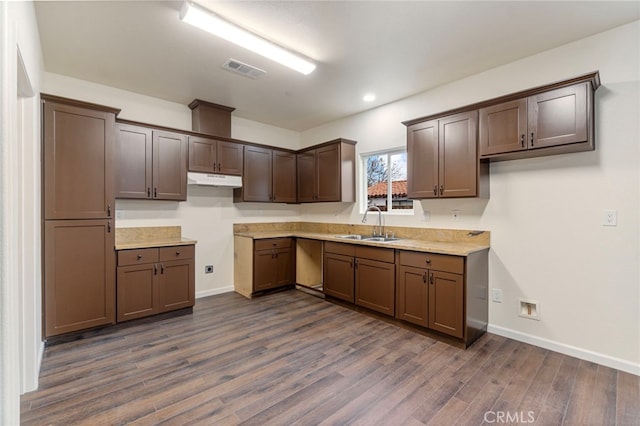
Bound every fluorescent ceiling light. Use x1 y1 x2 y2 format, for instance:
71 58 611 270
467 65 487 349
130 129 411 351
180 2 316 75
363 93 376 102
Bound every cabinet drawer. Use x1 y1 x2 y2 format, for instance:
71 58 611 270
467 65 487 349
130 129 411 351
324 241 356 256
118 248 159 266
355 246 395 263
399 251 464 274
159 245 195 261
254 238 292 251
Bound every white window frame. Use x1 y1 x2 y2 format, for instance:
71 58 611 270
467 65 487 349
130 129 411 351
360 148 414 215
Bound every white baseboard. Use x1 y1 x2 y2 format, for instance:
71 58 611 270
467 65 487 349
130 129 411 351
196 286 234 299
488 324 640 376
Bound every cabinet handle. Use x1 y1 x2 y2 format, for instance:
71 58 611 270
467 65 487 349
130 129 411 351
154 264 158 275
213 162 217 172
161 264 165 274
147 187 151 198
218 163 221 171
153 188 157 198
433 185 437 196
107 204 111 216
422 272 427 283
530 132 534 147
439 185 444 196
107 221 112 233
137 254 143 260
354 258 358 269
520 134 525 148
429 273 434 285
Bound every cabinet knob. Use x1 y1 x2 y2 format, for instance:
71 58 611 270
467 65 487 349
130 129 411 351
137 254 143 260
425 258 431 264
176 251 181 256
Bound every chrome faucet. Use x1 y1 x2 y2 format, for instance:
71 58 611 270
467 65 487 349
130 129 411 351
362 204 383 237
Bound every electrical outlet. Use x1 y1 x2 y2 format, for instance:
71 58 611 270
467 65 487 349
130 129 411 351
115 210 124 219
205 265 214 274
492 288 503 303
602 209 617 226
452 209 460 221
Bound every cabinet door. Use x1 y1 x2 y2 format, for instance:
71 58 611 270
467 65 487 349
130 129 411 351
396 265 428 327
152 131 188 201
116 124 153 199
528 83 588 149
273 150 297 203
158 259 195 312
273 247 295 287
439 111 478 198
316 144 341 202
44 219 115 337
117 263 157 322
43 101 115 219
479 99 527 156
243 146 273 202
296 150 316 202
254 249 278 291
407 120 439 199
323 252 355 303
355 258 395 316
217 141 243 176
428 270 463 338
188 136 216 173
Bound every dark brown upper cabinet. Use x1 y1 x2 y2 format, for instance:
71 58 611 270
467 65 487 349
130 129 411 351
297 138 356 203
407 111 485 199
116 124 188 201
188 136 243 176
234 145 296 203
480 82 591 159
43 96 117 220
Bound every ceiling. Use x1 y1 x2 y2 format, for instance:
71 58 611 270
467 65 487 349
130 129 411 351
35 1 640 132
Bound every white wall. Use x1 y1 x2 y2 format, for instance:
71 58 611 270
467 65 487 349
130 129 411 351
1 0 44 422
44 73 302 297
300 21 640 373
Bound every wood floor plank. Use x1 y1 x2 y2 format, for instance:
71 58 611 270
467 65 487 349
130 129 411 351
20 290 639 426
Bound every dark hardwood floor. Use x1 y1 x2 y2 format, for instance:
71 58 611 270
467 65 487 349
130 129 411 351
21 290 639 425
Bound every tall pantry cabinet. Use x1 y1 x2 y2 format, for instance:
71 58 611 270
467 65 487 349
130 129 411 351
42 95 119 338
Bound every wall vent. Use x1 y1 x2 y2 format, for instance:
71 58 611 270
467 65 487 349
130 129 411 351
221 59 266 79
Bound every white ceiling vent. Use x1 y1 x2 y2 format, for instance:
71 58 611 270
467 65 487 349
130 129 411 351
222 59 266 79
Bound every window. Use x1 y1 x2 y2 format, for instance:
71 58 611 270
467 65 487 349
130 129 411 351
363 150 413 212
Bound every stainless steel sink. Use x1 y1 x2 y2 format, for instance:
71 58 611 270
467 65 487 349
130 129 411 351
335 234 368 240
362 237 401 243
335 235 401 243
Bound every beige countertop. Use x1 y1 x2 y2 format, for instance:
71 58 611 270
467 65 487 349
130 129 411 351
115 226 197 250
234 229 489 256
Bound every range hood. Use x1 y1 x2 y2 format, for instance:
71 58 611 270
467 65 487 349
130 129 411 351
187 172 242 188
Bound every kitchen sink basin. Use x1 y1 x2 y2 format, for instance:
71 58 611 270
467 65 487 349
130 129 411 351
335 234 369 240
335 235 401 243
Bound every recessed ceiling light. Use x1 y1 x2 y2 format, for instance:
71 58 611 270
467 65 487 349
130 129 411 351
363 93 376 102
180 2 316 75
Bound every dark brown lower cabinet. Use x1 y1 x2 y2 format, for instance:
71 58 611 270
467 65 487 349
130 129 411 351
116 245 194 322
44 219 115 337
253 238 295 292
395 250 487 346
323 242 395 316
